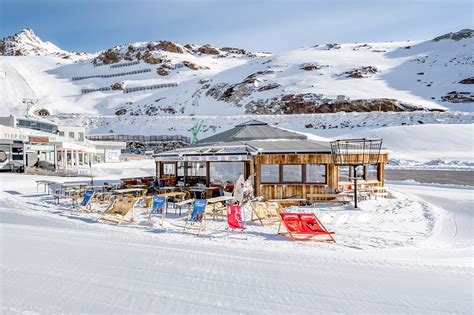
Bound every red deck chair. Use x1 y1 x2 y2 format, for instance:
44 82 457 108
278 212 336 243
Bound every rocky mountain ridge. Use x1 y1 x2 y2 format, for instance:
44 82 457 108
0 28 472 118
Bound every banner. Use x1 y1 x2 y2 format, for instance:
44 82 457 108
152 196 167 214
227 205 245 229
191 199 207 222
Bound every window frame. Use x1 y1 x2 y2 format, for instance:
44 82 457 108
282 164 303 183
305 164 327 184
260 164 280 184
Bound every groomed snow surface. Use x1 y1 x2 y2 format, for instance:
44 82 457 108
0 162 472 313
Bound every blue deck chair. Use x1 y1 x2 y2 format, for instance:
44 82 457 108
77 190 95 212
183 199 207 235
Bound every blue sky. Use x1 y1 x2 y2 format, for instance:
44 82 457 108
1 0 472 53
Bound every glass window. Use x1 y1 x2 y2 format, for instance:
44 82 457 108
261 164 279 183
177 162 185 176
339 165 350 182
189 162 206 177
78 132 84 142
59 131 64 136
367 164 378 181
69 132 75 139
210 162 244 184
163 163 175 175
282 165 302 182
306 164 326 183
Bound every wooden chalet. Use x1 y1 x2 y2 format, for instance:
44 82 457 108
154 120 388 200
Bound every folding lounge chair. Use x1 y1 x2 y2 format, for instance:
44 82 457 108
97 197 138 225
148 195 167 226
278 212 336 243
250 201 282 226
76 190 95 213
183 199 207 235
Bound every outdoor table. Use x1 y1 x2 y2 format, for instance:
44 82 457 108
188 187 214 199
206 196 235 219
207 196 235 204
35 180 57 194
159 186 177 193
128 184 147 188
113 188 146 196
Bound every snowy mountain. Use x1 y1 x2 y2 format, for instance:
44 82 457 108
0 28 472 118
0 28 89 60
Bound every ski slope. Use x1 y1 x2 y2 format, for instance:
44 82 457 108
0 168 472 313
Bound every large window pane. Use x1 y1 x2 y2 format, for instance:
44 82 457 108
189 162 206 177
339 165 350 182
306 164 326 183
283 165 302 182
367 164 378 181
210 162 244 184
163 163 175 175
261 164 279 183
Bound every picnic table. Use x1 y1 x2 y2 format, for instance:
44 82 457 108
35 180 57 194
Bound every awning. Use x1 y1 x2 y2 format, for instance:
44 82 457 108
156 154 250 162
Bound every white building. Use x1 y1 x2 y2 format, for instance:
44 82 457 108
0 116 126 173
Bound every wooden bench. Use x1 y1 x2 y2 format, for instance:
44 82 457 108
268 199 307 207
306 193 350 204
52 194 82 206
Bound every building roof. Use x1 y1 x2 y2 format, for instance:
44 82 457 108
156 120 332 159
197 120 306 144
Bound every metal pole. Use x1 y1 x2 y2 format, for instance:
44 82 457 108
354 177 358 208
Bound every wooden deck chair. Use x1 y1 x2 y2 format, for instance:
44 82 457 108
76 190 95 213
250 201 282 226
183 199 207 235
278 212 336 243
148 195 167 226
97 197 138 225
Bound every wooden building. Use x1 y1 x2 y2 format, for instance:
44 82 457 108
154 120 388 200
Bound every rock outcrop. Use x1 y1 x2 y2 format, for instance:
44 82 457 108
157 41 184 54
433 29 473 41
197 44 220 55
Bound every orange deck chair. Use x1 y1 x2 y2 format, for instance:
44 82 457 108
278 212 336 243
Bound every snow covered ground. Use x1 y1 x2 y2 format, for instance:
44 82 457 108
0 163 472 313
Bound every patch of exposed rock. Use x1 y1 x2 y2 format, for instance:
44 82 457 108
157 64 173 76
245 94 425 115
344 66 378 78
433 29 473 41
257 83 281 92
206 70 278 104
101 49 121 64
111 82 126 90
198 44 220 55
157 41 184 54
441 91 473 103
300 63 329 71
142 51 163 64
183 61 199 70
459 77 474 84
313 43 341 50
